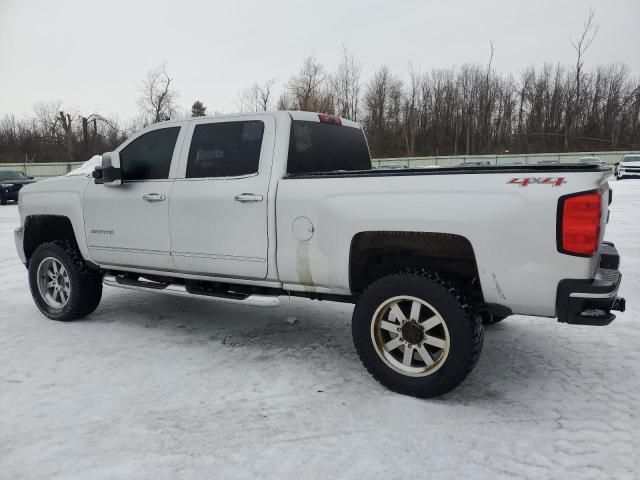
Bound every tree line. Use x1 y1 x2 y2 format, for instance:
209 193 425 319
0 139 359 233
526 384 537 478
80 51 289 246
1 12 638 163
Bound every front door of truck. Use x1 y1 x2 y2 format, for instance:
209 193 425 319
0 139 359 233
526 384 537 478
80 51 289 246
84 123 185 270
169 115 274 279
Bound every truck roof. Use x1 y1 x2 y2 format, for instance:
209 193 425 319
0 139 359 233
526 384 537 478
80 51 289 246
152 111 362 129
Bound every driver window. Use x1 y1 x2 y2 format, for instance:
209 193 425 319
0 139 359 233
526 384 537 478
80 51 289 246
119 127 180 181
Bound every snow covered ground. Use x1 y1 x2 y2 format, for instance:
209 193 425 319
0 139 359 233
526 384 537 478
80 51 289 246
1 181 639 480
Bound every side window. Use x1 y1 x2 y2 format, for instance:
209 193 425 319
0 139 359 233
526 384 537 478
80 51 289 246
119 127 180 181
287 121 371 175
186 121 264 178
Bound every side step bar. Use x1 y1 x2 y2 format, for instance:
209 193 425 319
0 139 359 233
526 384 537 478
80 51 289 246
102 274 280 307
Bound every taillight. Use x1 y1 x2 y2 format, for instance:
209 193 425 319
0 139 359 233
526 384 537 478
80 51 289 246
558 191 602 256
318 113 342 125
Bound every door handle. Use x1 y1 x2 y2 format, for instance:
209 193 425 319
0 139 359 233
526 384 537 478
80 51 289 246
234 193 263 203
142 193 166 202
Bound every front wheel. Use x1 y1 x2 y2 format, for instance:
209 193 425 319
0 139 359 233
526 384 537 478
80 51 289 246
28 241 103 321
352 271 483 398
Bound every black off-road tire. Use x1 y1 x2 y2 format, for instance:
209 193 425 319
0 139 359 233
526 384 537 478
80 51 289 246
28 241 103 321
352 271 483 398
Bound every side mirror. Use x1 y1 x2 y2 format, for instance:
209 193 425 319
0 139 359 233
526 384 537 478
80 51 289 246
93 152 122 185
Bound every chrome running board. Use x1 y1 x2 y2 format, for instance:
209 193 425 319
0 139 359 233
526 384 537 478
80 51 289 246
102 274 280 307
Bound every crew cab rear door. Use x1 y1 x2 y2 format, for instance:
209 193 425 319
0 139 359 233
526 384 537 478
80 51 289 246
169 114 275 279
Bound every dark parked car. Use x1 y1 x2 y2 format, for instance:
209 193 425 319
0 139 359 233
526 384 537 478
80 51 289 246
0 171 35 205
578 156 605 166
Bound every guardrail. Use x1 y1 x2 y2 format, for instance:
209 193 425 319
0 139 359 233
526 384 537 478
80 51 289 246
0 161 85 179
1 150 636 178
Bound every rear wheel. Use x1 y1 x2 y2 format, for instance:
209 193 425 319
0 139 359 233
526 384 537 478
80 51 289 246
28 241 103 321
352 271 483 398
0 192 6 205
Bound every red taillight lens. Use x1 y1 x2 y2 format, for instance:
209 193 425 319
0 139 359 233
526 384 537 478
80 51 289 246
560 192 602 255
318 113 342 125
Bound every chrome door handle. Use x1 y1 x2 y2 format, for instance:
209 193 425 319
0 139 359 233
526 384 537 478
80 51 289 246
234 193 263 203
142 193 166 202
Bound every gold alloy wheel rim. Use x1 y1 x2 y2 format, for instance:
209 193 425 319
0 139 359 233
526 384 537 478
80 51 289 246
37 257 71 309
370 295 450 377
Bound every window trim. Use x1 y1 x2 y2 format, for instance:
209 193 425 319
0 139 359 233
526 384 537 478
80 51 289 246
183 120 266 181
173 172 260 182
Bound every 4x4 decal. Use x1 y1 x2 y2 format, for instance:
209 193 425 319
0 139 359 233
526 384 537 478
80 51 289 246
508 177 567 187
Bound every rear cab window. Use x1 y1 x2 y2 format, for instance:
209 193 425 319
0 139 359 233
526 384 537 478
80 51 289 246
286 117 371 175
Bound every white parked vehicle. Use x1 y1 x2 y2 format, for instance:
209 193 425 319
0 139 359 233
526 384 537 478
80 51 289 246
615 154 640 180
14 111 626 397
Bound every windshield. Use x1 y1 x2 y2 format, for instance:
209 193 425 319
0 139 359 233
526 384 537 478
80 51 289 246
622 156 640 164
0 171 28 181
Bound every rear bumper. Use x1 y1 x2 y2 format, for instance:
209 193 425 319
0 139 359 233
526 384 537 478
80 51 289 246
556 242 626 326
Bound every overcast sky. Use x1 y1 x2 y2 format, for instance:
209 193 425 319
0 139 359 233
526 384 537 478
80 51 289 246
1 0 639 121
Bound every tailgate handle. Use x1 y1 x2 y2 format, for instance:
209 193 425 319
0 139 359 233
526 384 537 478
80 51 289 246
234 193 263 203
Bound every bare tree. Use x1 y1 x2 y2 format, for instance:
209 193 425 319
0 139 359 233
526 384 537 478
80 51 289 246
363 65 405 156
257 78 277 111
237 78 277 112
3 44 640 164
567 8 600 148
276 90 293 110
403 64 420 155
29 101 124 162
137 62 179 124
331 47 362 120
287 55 329 112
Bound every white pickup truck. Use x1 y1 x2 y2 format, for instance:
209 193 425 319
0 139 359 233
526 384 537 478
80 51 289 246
15 111 626 397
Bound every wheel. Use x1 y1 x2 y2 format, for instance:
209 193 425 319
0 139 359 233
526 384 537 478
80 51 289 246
0 193 6 205
28 241 103 321
352 271 483 398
